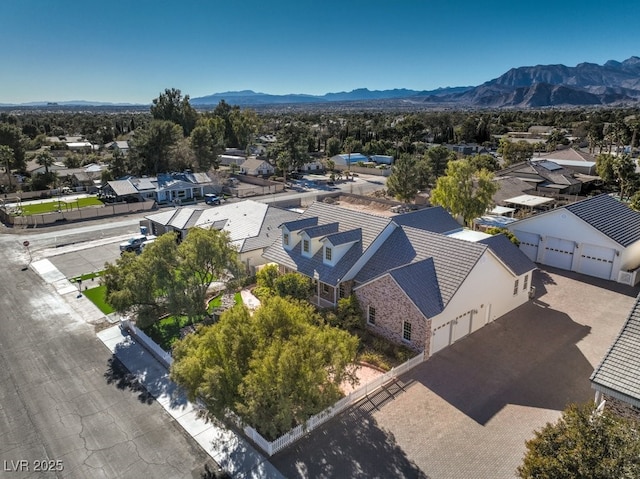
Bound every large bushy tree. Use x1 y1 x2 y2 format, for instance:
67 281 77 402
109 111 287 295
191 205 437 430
430 159 497 226
386 154 421 203
150 88 198 136
129 120 182 175
518 402 640 479
170 296 359 440
103 228 241 326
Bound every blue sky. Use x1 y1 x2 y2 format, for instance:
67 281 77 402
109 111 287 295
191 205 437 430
2 0 639 104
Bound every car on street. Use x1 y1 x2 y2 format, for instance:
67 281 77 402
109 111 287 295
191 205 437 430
205 194 221 205
119 234 147 252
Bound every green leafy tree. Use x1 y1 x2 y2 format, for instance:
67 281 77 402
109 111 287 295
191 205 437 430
517 402 640 479
171 296 359 440
595 153 615 184
0 123 26 171
229 108 259 151
103 228 240 326
273 272 313 300
612 155 638 201
485 228 520 246
326 137 342 157
35 150 55 175
150 88 198 136
498 138 534 166
386 154 420 203
0 145 14 190
272 122 311 182
468 153 500 172
431 159 498 227
130 120 182 175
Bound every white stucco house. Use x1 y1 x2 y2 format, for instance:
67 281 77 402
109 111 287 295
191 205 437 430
507 194 640 285
143 200 300 271
263 202 536 356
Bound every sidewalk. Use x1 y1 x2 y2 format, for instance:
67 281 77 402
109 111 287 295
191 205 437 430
97 326 285 479
30 258 284 479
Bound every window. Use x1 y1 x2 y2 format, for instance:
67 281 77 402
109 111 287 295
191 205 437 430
322 283 329 294
513 279 519 296
303 239 310 253
283 233 289 246
338 283 345 298
403 321 412 342
523 274 528 291
367 305 376 325
325 247 332 261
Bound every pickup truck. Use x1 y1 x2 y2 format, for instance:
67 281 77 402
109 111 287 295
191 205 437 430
119 235 147 252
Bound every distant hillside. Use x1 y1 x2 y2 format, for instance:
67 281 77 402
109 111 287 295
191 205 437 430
421 56 640 108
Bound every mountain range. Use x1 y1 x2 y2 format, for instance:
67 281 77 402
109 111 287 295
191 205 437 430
4 57 640 109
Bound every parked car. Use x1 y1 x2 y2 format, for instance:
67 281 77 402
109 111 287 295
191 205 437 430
138 236 157 252
119 235 147 252
205 194 221 205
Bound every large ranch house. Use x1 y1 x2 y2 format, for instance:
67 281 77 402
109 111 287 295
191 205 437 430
263 202 535 357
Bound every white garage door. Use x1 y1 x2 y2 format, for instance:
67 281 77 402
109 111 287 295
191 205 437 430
515 230 540 262
578 243 615 279
431 321 451 354
542 236 575 270
452 312 472 343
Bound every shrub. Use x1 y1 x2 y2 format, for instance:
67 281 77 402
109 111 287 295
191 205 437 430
359 351 390 371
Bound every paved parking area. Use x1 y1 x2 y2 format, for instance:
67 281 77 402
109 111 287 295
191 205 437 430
272 267 639 478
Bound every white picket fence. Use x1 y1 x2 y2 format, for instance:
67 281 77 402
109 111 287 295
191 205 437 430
126 322 174 369
245 351 425 456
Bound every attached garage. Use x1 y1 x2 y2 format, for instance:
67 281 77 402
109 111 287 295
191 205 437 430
431 321 451 354
507 194 640 285
578 243 615 280
541 236 575 270
431 310 477 354
515 230 540 262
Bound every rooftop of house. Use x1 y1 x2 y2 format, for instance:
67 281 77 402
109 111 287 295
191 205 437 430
591 292 640 408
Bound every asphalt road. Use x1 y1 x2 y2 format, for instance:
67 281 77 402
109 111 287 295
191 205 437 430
0 228 222 478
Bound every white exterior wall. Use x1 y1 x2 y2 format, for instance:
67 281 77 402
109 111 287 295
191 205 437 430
431 252 532 333
508 210 624 280
240 248 269 270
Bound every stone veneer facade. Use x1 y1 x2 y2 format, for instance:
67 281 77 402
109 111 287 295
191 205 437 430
355 274 431 353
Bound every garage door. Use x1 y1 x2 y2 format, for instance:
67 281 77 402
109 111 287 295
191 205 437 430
431 321 451 354
542 236 575 270
452 312 472 343
578 243 615 279
515 230 540 262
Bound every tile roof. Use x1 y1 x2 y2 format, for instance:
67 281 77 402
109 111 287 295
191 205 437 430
301 223 339 238
241 207 300 253
107 179 139 196
324 229 362 246
389 259 443 318
355 226 486 314
478 234 536 276
392 206 462 234
565 194 640 247
262 202 392 285
590 293 640 408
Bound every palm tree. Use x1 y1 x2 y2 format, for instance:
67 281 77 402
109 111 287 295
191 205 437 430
36 151 55 175
0 145 14 190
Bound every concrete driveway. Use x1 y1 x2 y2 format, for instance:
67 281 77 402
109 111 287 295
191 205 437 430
272 267 639 478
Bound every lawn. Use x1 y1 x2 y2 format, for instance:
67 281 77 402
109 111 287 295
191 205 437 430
82 285 114 315
70 271 103 283
143 316 199 352
207 292 242 312
19 196 104 216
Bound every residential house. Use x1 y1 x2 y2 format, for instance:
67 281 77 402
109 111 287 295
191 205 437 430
591 292 640 416
507 194 640 285
143 200 300 270
263 202 535 356
104 140 130 156
240 158 275 176
330 153 370 169
495 160 583 196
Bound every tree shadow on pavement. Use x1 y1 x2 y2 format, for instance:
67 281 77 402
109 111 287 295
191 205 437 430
412 300 593 425
271 379 429 479
104 356 155 405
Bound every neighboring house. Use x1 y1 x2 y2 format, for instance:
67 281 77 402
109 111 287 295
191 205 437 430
100 172 219 204
239 158 275 176
330 153 370 169
507 194 640 285
591 292 640 416
263 202 535 356
143 200 300 270
495 160 583 196
299 160 324 172
105 140 130 156
532 148 597 175
370 155 394 165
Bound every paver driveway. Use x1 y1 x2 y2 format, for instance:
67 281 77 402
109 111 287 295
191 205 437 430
272 267 639 478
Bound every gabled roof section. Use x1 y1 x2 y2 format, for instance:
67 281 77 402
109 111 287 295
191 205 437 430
241 207 300 253
301 222 339 238
590 293 640 408
281 217 318 231
478 234 536 276
389 258 443 318
355 226 486 310
263 202 393 285
324 228 362 246
565 194 640 247
392 206 462 234
107 179 138 196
